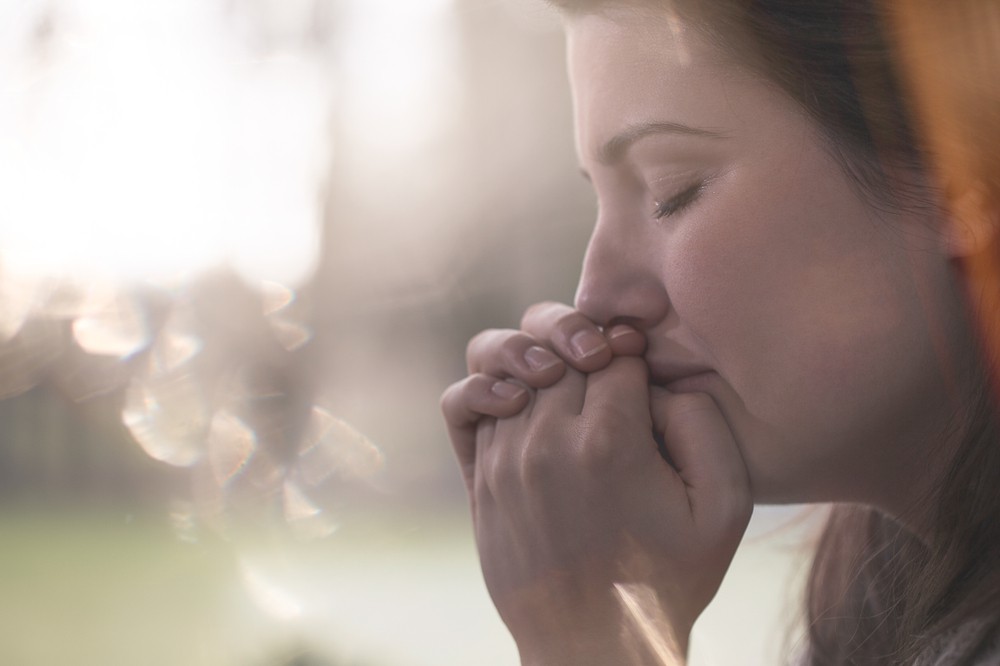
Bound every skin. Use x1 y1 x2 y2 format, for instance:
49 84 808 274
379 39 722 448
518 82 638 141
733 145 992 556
441 8 979 664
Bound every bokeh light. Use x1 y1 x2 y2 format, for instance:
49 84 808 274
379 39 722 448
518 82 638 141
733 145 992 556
0 1 821 664
0 0 327 286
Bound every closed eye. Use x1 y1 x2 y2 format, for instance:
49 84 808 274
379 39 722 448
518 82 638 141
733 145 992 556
653 181 704 220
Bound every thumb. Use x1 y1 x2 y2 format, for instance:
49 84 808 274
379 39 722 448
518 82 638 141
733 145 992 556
650 387 752 533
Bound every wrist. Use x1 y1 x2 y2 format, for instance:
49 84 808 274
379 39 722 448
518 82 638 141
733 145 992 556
513 600 690 666
496 571 694 666
518 629 689 666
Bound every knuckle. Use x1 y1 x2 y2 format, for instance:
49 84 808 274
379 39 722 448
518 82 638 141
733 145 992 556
583 401 636 445
554 310 587 336
466 328 502 360
490 449 532 500
521 300 572 331
577 418 622 473
439 382 460 416
500 332 534 364
484 448 511 495
440 377 475 419
518 437 560 488
520 301 559 328
593 400 635 434
466 372 493 399
581 442 617 476
465 328 496 364
468 329 541 375
442 374 495 418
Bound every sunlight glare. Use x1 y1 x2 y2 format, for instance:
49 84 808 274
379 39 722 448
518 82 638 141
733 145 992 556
122 361 209 467
71 290 150 358
207 410 257 486
240 558 305 622
283 479 339 540
338 0 458 163
0 0 330 286
614 582 685 666
298 406 386 486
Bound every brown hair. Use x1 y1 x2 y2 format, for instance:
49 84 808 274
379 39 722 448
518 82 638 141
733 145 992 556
547 0 1000 663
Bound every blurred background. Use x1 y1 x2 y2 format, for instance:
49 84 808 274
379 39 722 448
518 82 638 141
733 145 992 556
0 1 812 664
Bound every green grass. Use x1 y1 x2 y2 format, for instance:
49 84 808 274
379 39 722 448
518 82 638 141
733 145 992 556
0 509 238 665
0 506 514 666
0 505 811 666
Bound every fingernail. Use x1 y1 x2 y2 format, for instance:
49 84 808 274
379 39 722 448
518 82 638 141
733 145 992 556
524 346 562 372
570 329 608 359
492 381 527 401
607 324 640 341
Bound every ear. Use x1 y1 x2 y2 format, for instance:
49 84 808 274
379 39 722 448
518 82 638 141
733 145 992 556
944 181 1000 258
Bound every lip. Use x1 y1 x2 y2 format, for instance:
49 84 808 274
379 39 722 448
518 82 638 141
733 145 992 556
660 371 716 393
647 358 716 392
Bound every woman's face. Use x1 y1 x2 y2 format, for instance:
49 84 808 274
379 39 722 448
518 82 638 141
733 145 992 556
567 10 969 510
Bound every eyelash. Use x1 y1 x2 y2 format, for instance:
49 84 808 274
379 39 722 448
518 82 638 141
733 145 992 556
653 181 704 220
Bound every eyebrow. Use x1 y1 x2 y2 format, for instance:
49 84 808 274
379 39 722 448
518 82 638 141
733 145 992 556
595 120 729 165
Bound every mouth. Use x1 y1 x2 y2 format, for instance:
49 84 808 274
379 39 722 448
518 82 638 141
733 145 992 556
647 359 716 393
659 372 716 393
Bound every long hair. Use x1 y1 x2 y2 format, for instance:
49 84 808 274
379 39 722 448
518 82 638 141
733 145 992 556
805 386 1000 665
547 0 1000 662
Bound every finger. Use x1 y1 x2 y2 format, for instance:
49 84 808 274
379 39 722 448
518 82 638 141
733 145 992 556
532 364 588 416
466 329 566 388
574 357 655 468
650 388 752 531
605 323 647 357
441 375 530 491
520 302 613 372
581 356 652 428
473 417 497 515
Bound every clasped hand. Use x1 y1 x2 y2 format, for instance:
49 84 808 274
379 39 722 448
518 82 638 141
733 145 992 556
441 303 752 665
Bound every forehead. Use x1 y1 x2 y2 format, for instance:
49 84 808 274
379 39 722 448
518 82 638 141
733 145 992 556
565 11 776 162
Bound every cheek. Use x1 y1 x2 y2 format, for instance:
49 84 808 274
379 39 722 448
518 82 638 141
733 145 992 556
665 162 931 442
663 190 948 505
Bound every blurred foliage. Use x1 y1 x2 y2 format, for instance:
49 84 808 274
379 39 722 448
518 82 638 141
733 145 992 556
0 3 814 665
0 3 586 662
0 0 593 511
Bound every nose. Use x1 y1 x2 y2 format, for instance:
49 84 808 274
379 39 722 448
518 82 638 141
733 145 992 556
573 215 671 329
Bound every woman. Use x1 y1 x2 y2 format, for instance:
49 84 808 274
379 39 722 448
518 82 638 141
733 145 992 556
441 1 1000 664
